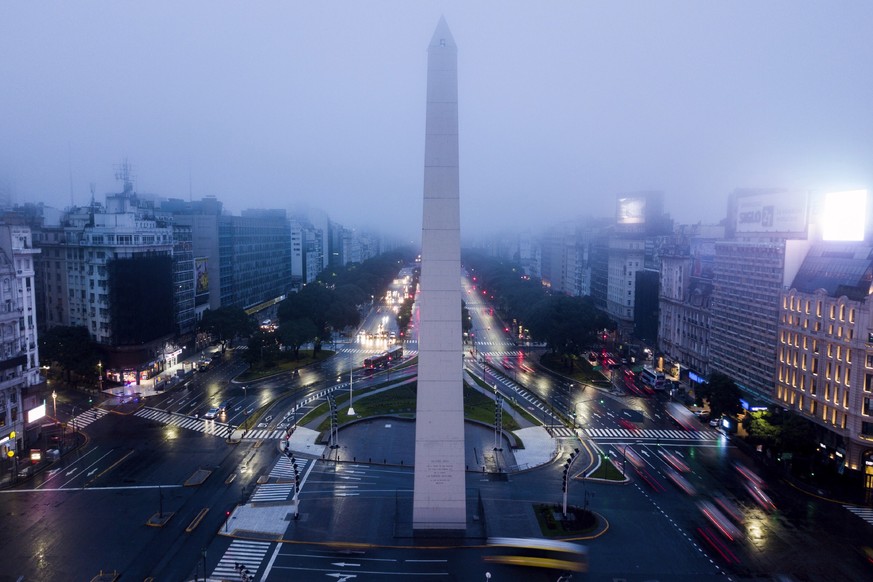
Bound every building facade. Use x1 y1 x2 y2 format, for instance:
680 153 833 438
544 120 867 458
0 225 42 474
776 242 873 489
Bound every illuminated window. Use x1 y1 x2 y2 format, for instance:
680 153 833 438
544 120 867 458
840 304 846 322
849 308 856 323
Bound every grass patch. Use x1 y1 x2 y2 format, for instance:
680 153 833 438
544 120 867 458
539 352 611 387
469 374 539 425
307 380 522 433
587 456 626 481
533 503 597 537
236 350 334 381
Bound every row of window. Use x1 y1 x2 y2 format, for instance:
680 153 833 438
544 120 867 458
784 295 857 324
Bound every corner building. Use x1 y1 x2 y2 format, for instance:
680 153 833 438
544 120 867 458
777 242 873 490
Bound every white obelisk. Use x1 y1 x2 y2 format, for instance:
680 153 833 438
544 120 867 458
412 16 466 532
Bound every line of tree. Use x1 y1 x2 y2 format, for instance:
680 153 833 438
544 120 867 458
463 251 613 365
276 249 415 360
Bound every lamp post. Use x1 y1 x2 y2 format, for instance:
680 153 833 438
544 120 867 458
242 386 248 432
51 390 57 419
347 370 355 416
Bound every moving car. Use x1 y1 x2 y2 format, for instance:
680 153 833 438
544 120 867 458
203 407 219 420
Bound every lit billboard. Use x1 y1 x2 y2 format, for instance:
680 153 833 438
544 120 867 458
822 189 867 241
617 196 647 225
26 402 46 424
735 191 808 234
195 257 209 295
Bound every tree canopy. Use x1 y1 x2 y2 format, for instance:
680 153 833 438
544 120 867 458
698 372 743 419
199 307 256 345
39 326 102 381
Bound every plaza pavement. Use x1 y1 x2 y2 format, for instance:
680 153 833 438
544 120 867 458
222 419 562 544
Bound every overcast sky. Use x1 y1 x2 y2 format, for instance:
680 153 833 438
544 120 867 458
2 1 873 242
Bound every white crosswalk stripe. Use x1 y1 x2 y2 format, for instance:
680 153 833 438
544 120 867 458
240 428 286 440
269 456 309 481
844 504 873 526
134 407 232 437
211 540 271 581
250 483 296 503
584 427 721 441
70 408 108 429
550 426 576 438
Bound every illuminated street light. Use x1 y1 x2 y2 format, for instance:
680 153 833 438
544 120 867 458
51 390 57 419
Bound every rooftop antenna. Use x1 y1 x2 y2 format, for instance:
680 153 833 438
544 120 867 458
68 142 75 207
90 182 96 207
114 158 135 195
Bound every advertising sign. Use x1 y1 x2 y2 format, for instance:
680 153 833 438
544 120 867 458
26 402 46 424
617 196 647 225
735 191 808 234
195 257 209 295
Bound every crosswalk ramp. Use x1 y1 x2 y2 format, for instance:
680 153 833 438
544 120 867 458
70 408 108 429
584 427 721 440
844 504 873 527
134 407 231 437
211 540 271 581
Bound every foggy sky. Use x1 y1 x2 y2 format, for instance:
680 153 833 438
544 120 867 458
3 1 873 242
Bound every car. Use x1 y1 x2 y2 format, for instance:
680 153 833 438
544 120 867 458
218 400 230 413
710 417 720 427
203 407 219 420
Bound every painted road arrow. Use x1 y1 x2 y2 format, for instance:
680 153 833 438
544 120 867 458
330 562 360 567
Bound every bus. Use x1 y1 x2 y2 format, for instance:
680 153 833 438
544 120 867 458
387 344 403 361
639 366 666 390
484 537 588 573
363 351 389 371
363 345 403 372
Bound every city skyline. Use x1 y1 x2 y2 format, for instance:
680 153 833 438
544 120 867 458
3 2 873 241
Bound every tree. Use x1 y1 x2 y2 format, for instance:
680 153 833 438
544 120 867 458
199 307 255 347
39 326 102 382
703 372 743 420
278 318 319 360
743 411 780 448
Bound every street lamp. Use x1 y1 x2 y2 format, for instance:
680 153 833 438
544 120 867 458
347 370 355 416
242 386 248 432
51 390 57 419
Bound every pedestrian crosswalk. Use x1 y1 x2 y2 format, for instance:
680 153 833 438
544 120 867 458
550 426 577 438
134 407 288 440
584 427 721 441
340 347 418 358
269 455 309 481
134 407 232 437
844 504 873 527
211 540 271 581
70 408 109 429
479 350 526 357
241 428 286 440
250 483 296 503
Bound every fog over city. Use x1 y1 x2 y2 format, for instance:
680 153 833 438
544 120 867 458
2 1 873 241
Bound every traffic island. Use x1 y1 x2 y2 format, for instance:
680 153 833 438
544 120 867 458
146 511 174 528
533 503 605 539
184 468 212 486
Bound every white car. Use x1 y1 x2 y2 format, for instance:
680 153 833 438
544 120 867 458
203 407 219 420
